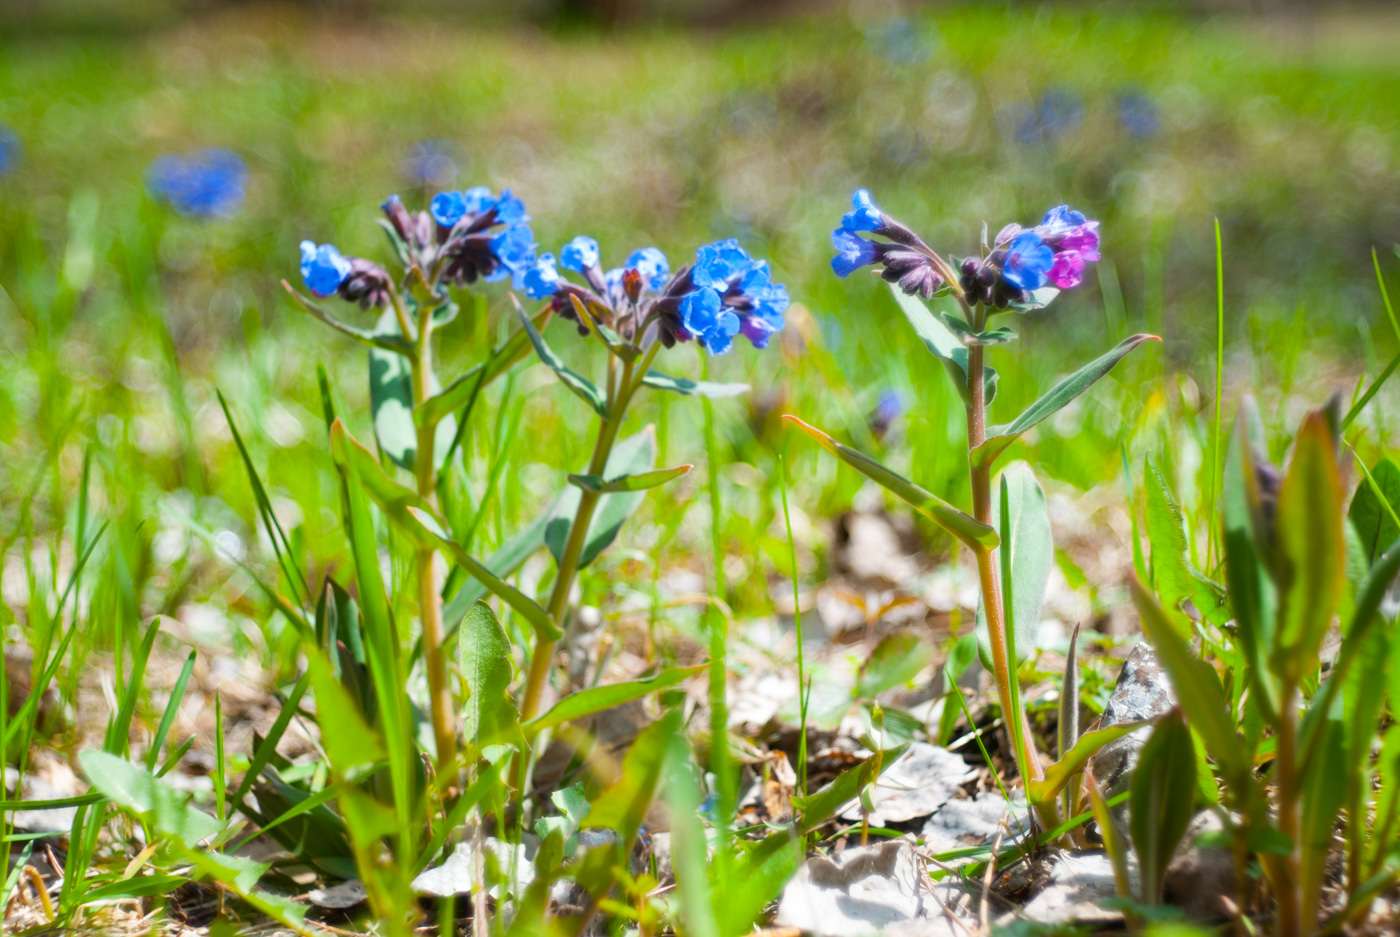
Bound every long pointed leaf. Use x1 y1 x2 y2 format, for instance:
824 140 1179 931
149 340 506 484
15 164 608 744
514 297 608 417
972 333 1159 469
1027 720 1148 807
783 415 997 550
523 664 708 735
281 280 412 354
568 464 692 494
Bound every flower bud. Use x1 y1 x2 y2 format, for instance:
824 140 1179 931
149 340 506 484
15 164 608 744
338 258 393 309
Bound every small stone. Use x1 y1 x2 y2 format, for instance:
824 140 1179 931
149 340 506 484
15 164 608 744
308 879 368 909
1165 811 1237 920
1021 851 1138 926
920 792 1031 862
839 742 977 826
1088 644 1176 808
774 840 922 935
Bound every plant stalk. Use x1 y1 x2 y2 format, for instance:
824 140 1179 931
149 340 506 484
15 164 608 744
1275 682 1302 937
407 296 456 775
964 338 1043 788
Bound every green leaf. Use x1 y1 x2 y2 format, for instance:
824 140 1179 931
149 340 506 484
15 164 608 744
368 309 456 472
857 633 933 699
641 370 749 398
281 280 413 354
581 709 681 845
972 333 1159 470
975 463 1052 668
889 286 998 406
783 415 997 551
1130 578 1250 790
1271 410 1346 683
1008 286 1060 313
515 298 608 417
721 832 803 937
665 741 721 937
546 425 658 568
568 464 692 494
1144 459 1221 631
1350 458 1400 567
408 506 561 642
460 601 519 746
82 875 191 902
329 419 444 549
792 741 911 835
1222 401 1279 719
1027 721 1148 807
305 652 387 782
414 306 553 428
1129 711 1198 905
942 312 1016 346
1299 713 1347 925
79 750 225 849
524 664 707 735
441 503 552 638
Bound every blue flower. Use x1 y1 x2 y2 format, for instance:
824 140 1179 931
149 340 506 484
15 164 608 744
462 186 495 215
521 253 561 300
626 247 670 291
561 235 601 273
431 191 468 227
739 263 789 338
486 224 537 284
493 189 529 225
691 239 753 290
1000 231 1054 292
1039 205 1087 236
300 241 352 297
147 148 247 218
1012 89 1084 144
0 126 20 176
831 227 879 277
679 288 741 355
840 189 884 233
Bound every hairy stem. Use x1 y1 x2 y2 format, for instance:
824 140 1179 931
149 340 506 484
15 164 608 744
965 339 1043 789
411 306 456 775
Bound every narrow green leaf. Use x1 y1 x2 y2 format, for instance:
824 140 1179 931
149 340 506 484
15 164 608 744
1343 348 1400 431
972 333 1160 470
568 464 692 494
641 370 749 398
524 664 707 735
792 741 912 835
146 649 196 771
975 463 1051 668
1129 710 1197 904
1027 721 1148 807
1349 458 1400 567
440 503 552 638
1299 714 1347 926
546 425 658 568
582 710 682 845
460 601 519 745
409 506 561 642
1271 411 1346 683
79 750 225 848
783 415 997 551
281 280 413 354
1130 578 1250 789
414 306 552 427
888 286 998 406
329 419 444 548
857 633 934 699
305 653 387 781
82 874 192 903
514 298 608 417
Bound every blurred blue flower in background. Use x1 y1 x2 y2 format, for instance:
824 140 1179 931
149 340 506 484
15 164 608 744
870 389 904 439
300 241 352 297
1117 89 1161 139
401 140 458 187
0 126 21 176
147 148 247 217
1009 89 1084 144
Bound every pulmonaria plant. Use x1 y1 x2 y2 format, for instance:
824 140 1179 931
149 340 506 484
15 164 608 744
796 188 1155 836
519 235 789 355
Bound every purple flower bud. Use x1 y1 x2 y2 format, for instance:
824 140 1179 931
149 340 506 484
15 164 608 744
338 257 393 309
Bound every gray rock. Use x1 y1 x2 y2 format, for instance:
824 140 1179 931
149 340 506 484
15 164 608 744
1021 851 1138 926
775 840 925 935
839 742 977 826
308 879 368 909
1165 811 1236 920
920 792 1031 862
1088 644 1176 806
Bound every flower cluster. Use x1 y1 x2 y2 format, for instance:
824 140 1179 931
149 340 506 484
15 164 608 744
147 148 247 218
298 186 538 307
518 236 789 355
831 190 1100 310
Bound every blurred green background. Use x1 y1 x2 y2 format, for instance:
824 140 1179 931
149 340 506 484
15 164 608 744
4 1 1400 662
